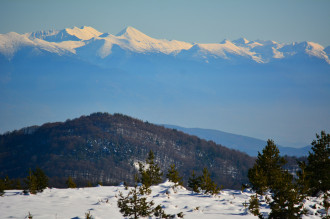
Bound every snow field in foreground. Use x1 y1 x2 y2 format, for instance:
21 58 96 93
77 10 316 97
0 181 325 219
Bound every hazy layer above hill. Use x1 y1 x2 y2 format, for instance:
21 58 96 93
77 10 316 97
163 125 311 157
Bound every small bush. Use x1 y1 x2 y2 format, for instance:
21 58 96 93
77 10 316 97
248 194 261 216
177 212 184 218
117 185 155 219
188 168 221 195
0 179 5 196
66 176 77 188
166 164 183 187
24 168 48 194
27 212 33 219
85 211 94 219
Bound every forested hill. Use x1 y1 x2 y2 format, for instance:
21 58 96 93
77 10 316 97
0 113 258 189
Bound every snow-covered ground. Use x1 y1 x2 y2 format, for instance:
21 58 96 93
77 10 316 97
0 181 326 218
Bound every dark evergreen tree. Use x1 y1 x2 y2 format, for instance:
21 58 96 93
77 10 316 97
4 176 14 190
188 170 202 193
23 168 48 194
248 194 261 217
138 150 162 189
248 165 268 195
25 169 37 194
66 176 77 188
33 167 48 193
117 175 172 219
248 139 286 195
269 170 305 219
322 193 330 218
200 167 221 195
248 139 307 218
0 179 5 196
306 131 330 195
296 161 310 197
166 164 183 186
14 179 22 190
117 185 155 219
153 204 170 218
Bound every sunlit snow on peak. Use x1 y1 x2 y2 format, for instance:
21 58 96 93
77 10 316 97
0 25 329 64
27 26 102 42
64 26 102 41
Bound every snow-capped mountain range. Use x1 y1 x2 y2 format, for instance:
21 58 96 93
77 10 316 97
0 26 329 64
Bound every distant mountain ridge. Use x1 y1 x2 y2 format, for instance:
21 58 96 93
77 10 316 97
163 125 311 157
0 26 329 64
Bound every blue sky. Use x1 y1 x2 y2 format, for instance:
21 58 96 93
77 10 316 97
1 0 330 46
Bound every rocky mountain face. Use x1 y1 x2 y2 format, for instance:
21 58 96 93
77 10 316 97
0 113 256 189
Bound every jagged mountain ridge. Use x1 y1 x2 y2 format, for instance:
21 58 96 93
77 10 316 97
0 26 329 64
0 113 255 189
27 26 103 42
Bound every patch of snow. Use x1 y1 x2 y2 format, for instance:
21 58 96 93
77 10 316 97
66 26 103 41
1 182 326 218
305 42 330 63
272 47 284 59
191 40 263 63
0 32 34 59
0 32 72 60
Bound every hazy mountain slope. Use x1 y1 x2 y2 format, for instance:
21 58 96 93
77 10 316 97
163 125 311 157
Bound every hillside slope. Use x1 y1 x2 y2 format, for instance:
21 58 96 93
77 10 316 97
0 113 255 189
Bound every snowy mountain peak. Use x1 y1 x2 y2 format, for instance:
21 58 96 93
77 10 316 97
28 26 102 42
220 39 231 44
110 26 192 54
0 32 33 59
116 26 151 40
64 26 102 40
304 41 329 63
232 38 250 45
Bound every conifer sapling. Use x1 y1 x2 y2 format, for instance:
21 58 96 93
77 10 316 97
166 164 183 188
66 176 77 188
